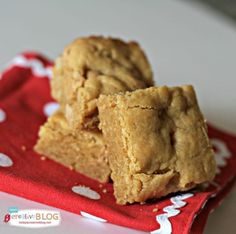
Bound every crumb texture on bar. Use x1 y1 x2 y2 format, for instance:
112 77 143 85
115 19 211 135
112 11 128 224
51 36 153 130
34 110 110 183
98 86 216 204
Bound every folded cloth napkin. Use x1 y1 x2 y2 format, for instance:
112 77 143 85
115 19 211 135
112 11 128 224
0 52 235 234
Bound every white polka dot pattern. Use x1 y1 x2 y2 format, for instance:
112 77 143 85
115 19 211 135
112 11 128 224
72 185 101 200
0 109 6 123
43 102 59 117
80 211 107 222
0 153 13 167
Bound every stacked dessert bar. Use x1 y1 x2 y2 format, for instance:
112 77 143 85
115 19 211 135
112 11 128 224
35 36 154 183
35 36 216 204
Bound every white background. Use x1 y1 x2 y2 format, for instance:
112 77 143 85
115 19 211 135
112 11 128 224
0 0 236 233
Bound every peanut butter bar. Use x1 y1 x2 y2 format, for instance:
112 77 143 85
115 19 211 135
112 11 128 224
98 86 216 204
34 110 110 183
51 36 153 130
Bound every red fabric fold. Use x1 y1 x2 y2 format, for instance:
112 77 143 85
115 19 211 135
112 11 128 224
0 53 235 233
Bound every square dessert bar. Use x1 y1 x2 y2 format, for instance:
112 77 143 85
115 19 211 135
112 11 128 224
98 86 216 204
51 36 153 130
34 110 110 183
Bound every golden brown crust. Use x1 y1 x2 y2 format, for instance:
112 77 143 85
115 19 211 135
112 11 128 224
98 86 216 204
51 36 153 130
34 110 110 183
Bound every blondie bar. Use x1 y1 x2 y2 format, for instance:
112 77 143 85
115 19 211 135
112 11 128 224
51 36 153 130
98 86 216 204
34 110 110 183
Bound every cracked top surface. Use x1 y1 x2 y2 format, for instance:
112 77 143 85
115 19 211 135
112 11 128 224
51 36 153 130
98 86 216 204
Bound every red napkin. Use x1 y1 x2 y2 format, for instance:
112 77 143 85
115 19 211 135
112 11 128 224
0 52 235 234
